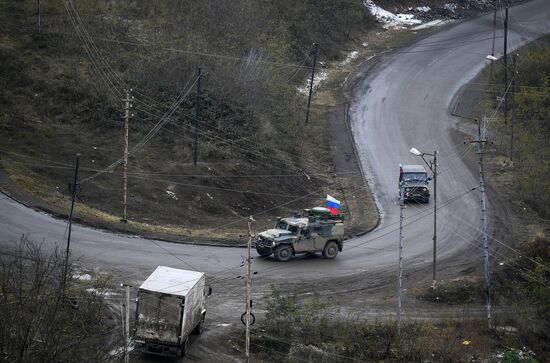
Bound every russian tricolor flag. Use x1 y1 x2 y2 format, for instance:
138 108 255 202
326 195 340 215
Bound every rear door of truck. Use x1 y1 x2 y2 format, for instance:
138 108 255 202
135 290 183 345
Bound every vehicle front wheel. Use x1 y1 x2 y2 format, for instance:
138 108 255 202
274 244 293 262
322 241 339 259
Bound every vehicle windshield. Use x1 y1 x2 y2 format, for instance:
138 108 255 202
403 172 427 182
288 224 300 235
276 220 288 229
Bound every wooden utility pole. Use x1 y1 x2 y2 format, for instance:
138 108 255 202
503 6 509 126
470 118 492 329
194 68 202 165
120 305 126 362
245 216 255 362
63 154 80 294
510 54 517 162
396 185 404 336
37 0 41 33
121 283 131 363
305 43 319 125
432 150 438 287
122 90 132 222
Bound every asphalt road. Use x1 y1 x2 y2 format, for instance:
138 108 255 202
1 0 550 360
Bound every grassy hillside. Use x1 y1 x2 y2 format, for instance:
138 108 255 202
470 35 550 359
486 35 550 219
0 0 375 238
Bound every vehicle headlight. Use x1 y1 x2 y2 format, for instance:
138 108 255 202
271 241 276 246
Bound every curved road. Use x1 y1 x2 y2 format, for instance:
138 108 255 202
1 0 549 331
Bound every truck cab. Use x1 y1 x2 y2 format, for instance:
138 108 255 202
399 164 430 203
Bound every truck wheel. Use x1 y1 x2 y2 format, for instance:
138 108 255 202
274 244 292 262
192 321 202 335
322 241 339 259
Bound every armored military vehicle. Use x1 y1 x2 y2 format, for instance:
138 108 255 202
399 164 430 203
255 207 344 261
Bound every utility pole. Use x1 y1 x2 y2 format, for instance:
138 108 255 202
503 6 509 126
37 0 41 34
305 43 319 125
122 90 132 222
431 151 437 288
121 283 131 363
470 118 492 329
489 1 498 80
245 216 255 362
396 185 404 336
120 305 126 362
194 67 202 165
62 154 80 294
510 54 517 162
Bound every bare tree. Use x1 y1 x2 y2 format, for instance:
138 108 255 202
0 236 117 363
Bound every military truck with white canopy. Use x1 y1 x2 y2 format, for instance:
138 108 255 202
133 266 207 357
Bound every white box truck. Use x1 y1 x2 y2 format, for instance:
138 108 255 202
133 266 207 357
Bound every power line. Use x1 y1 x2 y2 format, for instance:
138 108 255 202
79 75 199 184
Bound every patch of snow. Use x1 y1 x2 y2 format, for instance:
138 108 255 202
363 0 421 28
86 288 117 297
444 3 457 12
166 190 178 200
495 325 517 333
74 273 92 281
297 69 328 95
362 42 369 47
412 19 450 30
340 50 359 66
415 6 431 12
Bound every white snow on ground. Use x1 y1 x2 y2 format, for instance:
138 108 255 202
414 6 431 12
444 3 457 12
166 190 178 200
297 69 328 95
86 288 117 297
73 273 92 281
363 0 421 28
340 50 359 66
294 2 456 96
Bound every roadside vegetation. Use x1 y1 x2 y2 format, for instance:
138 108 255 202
0 0 376 240
234 286 541 362
0 237 117 363
495 36 550 219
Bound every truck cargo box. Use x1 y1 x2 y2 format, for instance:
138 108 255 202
134 266 206 357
